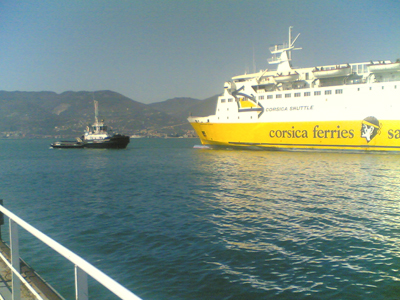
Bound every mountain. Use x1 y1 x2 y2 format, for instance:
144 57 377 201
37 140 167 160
185 95 219 118
149 95 219 121
0 90 191 138
149 97 202 117
0 90 220 139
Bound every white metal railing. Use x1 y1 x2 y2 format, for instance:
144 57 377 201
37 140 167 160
269 43 288 53
0 202 142 300
267 55 280 64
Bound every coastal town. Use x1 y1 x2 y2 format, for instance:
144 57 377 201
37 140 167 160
0 129 198 139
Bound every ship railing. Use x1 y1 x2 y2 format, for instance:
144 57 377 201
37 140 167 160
269 43 288 53
374 77 400 83
0 202 142 300
267 55 280 64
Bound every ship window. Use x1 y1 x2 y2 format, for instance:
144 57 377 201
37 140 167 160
395 85 397 89
221 99 226 103
294 93 301 97
267 95 273 99
382 86 384 90
357 65 362 73
285 93 291 98
304 92 311 97
228 98 233 102
259 96 264 100
276 94 282 98
335 89 343 94
305 73 309 80
227 108 229 111
370 87 372 90
314 91 321 96
325 90 332 95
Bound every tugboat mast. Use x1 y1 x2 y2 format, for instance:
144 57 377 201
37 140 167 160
94 100 99 124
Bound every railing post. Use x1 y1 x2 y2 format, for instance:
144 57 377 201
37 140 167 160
75 265 88 300
10 219 21 300
0 200 4 240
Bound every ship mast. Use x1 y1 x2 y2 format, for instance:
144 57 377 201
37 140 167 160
93 93 99 124
268 26 302 72
94 100 99 123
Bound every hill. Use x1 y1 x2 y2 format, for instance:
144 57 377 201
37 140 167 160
149 95 219 121
0 90 221 139
0 90 193 138
149 97 202 117
185 94 219 118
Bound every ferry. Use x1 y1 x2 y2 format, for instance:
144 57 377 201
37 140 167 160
51 100 130 149
188 27 400 152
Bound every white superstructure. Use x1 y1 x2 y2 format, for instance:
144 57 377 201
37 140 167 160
188 27 400 151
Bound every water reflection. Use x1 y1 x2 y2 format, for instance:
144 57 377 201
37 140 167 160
193 150 400 296
3 139 400 299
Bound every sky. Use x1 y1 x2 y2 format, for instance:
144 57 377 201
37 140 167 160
0 0 399 104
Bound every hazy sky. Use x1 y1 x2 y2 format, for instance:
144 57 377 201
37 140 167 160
1 0 399 104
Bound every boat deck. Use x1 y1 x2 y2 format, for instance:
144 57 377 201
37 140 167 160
0 203 141 300
0 239 64 300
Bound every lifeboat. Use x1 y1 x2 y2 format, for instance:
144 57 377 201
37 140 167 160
367 61 400 73
312 65 351 78
274 71 299 83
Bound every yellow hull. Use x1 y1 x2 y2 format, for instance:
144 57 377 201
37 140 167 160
190 120 400 151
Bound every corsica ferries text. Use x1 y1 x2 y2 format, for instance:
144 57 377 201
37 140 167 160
388 129 400 139
269 125 355 139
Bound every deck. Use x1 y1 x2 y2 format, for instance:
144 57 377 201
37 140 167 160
0 239 64 300
0 202 142 300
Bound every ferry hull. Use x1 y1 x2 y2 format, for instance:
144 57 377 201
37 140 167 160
190 120 400 152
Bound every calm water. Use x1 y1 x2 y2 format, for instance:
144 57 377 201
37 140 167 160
1 138 400 299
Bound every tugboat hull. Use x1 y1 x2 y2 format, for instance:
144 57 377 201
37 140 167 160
51 135 130 149
83 135 130 149
51 141 85 148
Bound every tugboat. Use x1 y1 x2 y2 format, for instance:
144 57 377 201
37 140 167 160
51 100 130 149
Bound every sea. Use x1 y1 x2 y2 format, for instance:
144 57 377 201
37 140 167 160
1 138 400 300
